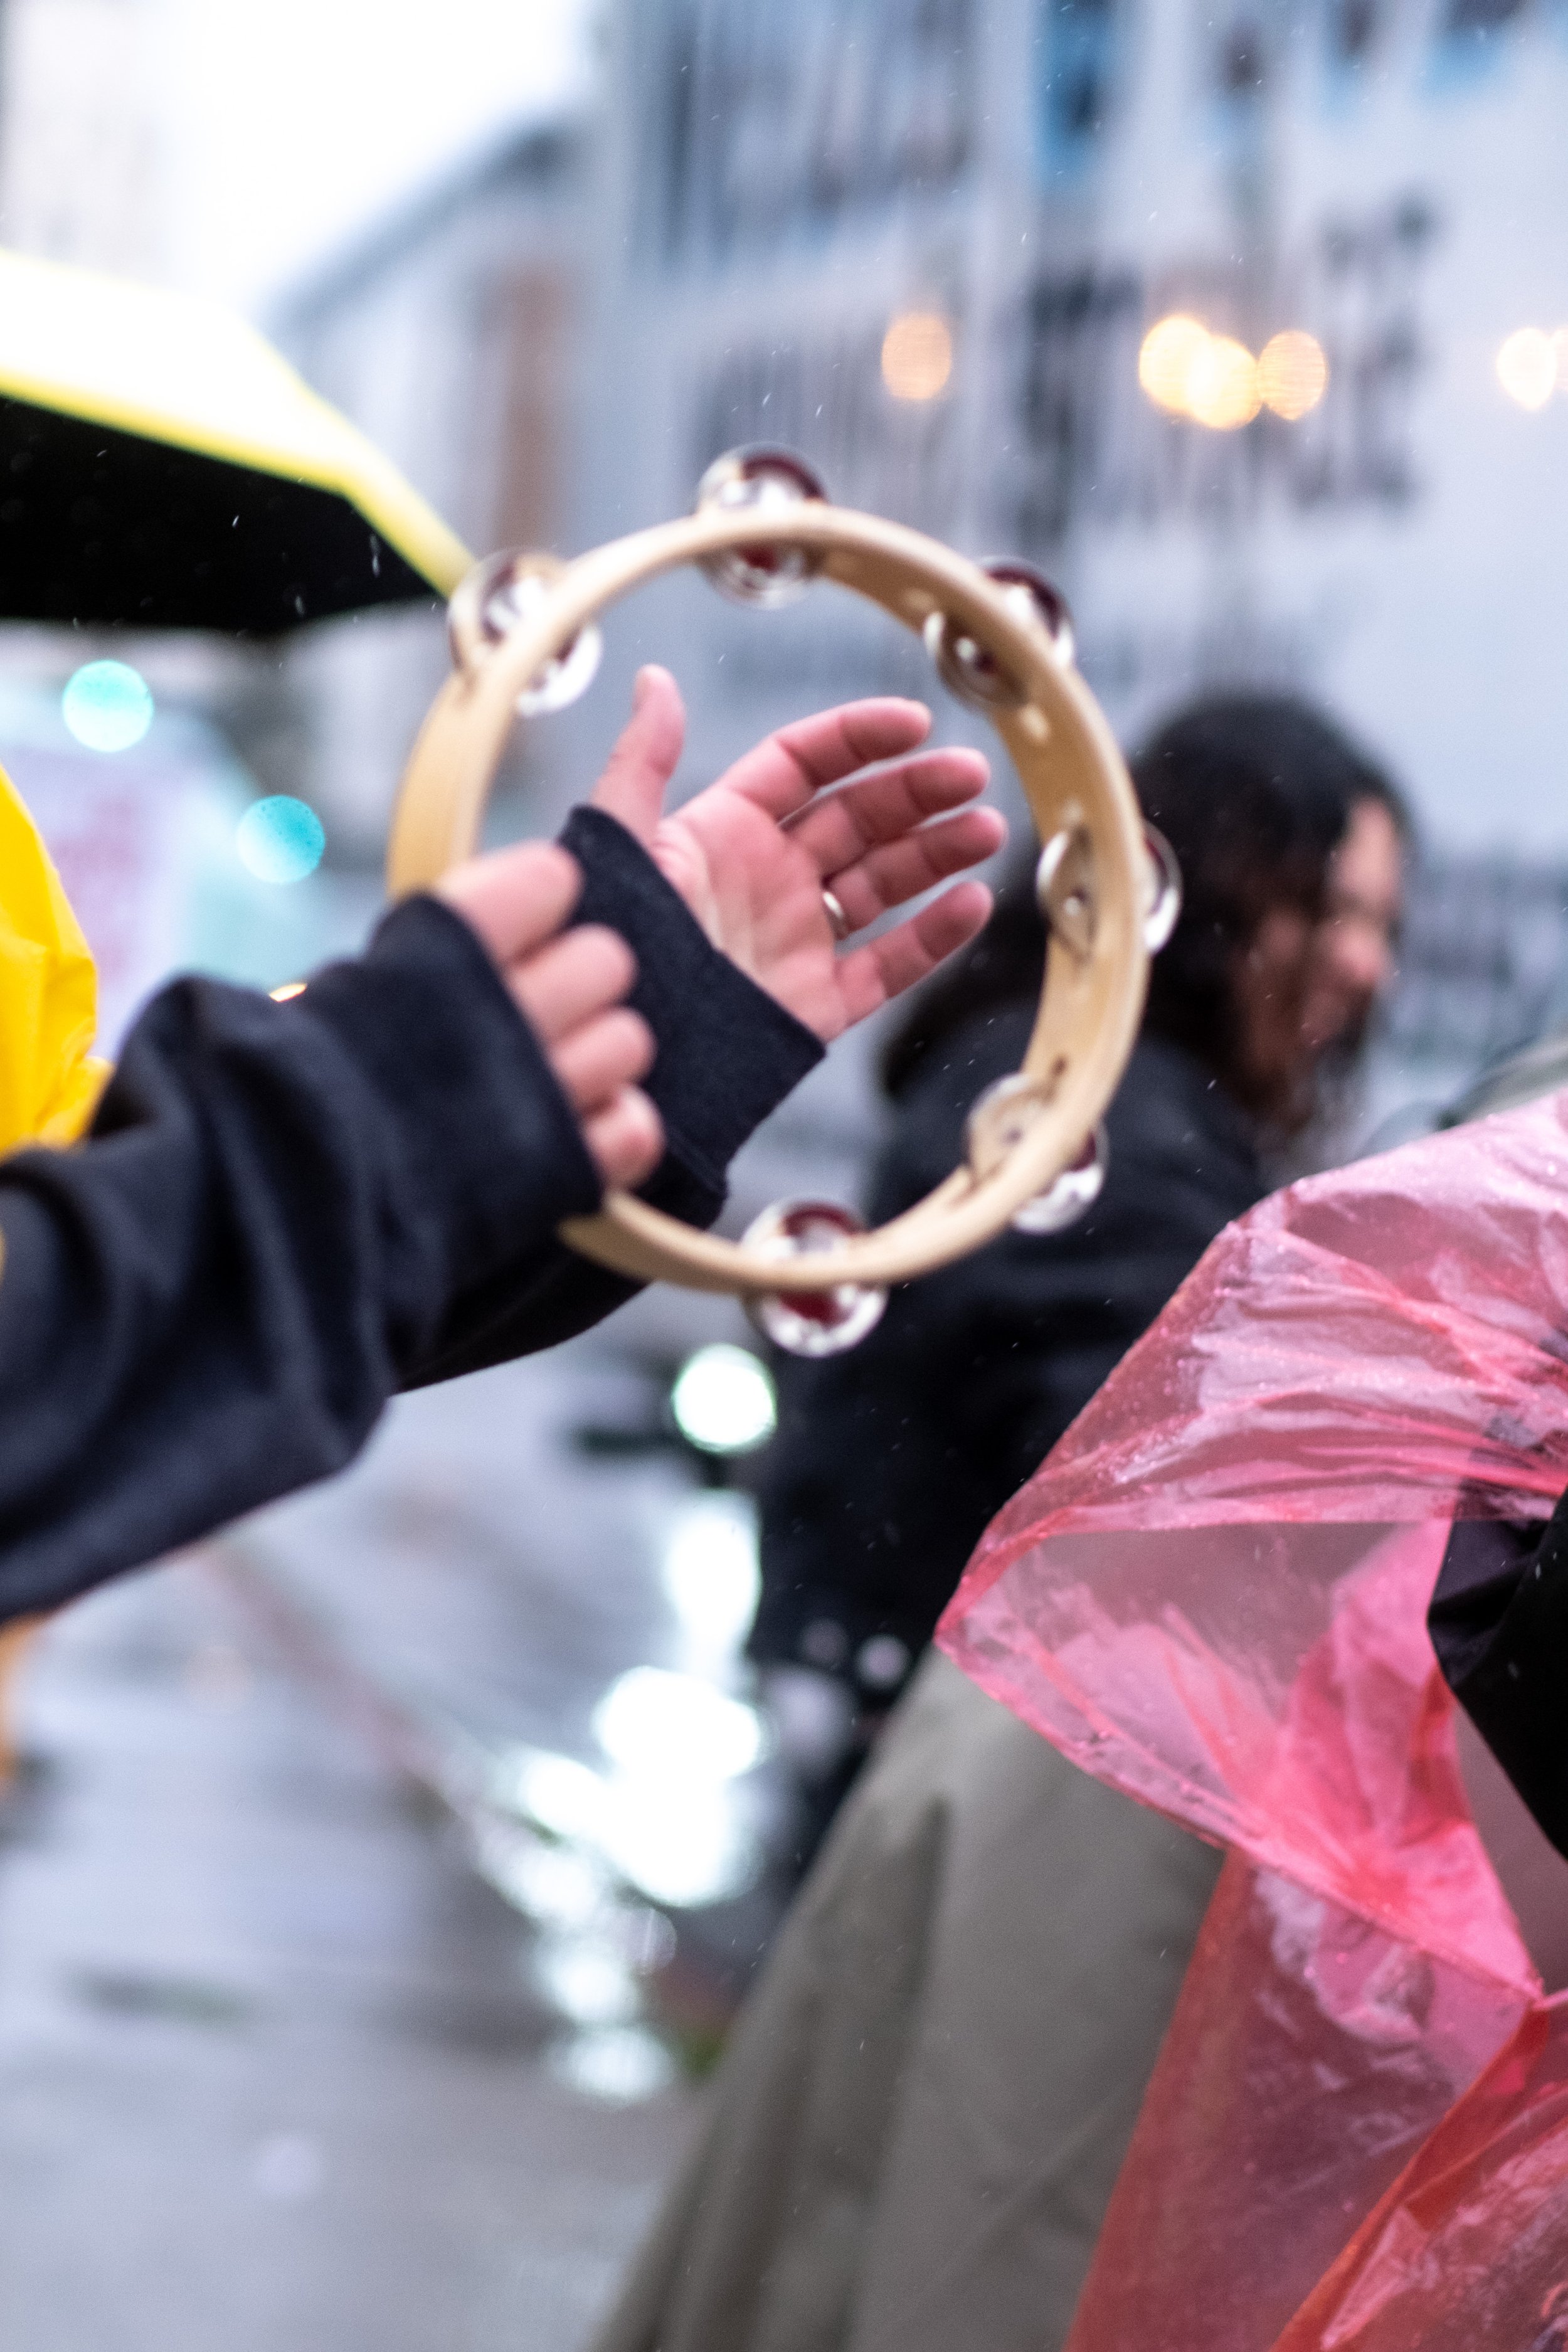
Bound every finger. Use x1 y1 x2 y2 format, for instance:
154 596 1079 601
825 808 1007 933
548 1007 656 1113
509 924 636 1045
716 697 933 822
589 665 687 842
834 880 995 1024
787 747 993 877
583 1086 665 1190
438 841 582 967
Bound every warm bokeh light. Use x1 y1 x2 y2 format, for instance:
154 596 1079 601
1258 329 1328 420
1186 334 1262 430
881 310 953 401
1140 315 1291 430
1138 314 1210 415
268 980 307 1002
1498 327 1559 410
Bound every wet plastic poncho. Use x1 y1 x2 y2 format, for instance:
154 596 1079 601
940 1097 1568 2352
0 763 107 1152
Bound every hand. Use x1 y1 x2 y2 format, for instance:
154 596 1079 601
438 842 662 1190
590 666 1006 1041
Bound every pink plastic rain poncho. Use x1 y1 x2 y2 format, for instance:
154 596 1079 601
939 1092 1568 2352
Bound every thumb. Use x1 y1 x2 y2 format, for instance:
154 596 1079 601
590 665 686 842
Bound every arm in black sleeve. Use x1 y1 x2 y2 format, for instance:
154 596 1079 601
401 804 824 1385
0 893 601 1622
1429 1496 1568 1857
0 808 822 1621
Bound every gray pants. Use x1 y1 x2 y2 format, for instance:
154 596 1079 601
591 1651 1222 2352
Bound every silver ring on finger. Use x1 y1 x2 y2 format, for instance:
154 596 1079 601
822 886 852 942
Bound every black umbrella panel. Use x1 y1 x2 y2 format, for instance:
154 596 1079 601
0 249 472 634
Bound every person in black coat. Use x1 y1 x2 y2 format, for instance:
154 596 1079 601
0 666 1002 1622
751 691 1407 1855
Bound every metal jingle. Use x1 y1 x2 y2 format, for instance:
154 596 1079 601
1035 825 1096 960
984 559 1076 667
1009 1123 1109 1236
450 554 604 714
741 1198 889 1358
922 607 1020 711
965 1071 1054 1182
487 560 604 714
1142 822 1183 953
923 557 1074 713
695 445 830 609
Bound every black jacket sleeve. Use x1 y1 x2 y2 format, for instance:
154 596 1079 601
1429 1497 1568 1857
402 805 822 1384
0 891 599 1621
0 808 822 1623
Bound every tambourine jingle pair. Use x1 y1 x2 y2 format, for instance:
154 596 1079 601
388 448 1180 1357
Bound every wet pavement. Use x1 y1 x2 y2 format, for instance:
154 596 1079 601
0 1515 700 2351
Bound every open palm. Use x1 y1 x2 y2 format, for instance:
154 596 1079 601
590 666 1005 1042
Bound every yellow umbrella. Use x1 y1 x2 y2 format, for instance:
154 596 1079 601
0 248 472 633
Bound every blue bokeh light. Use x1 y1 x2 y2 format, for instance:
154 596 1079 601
236 796 326 885
61 660 155 753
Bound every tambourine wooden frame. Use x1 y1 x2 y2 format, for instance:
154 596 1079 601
386 503 1149 1296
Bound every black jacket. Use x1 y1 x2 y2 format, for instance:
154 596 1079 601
750 1007 1264 1695
0 805 820 1623
1429 1500 1568 1858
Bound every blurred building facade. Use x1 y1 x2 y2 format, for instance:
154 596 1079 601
270 125 588 857
576 0 1568 1113
3 0 1568 1094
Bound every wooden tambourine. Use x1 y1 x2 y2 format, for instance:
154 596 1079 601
387 449 1176 1355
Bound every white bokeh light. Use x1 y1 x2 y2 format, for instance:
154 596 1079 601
663 1492 761 1662
594 1666 766 1783
670 1343 777 1454
596 1769 759 1909
532 1932 640 2028
590 1666 768 1908
548 2025 678 2106
509 1749 609 1845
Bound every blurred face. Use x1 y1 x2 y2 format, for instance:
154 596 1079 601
1301 798 1404 1052
1235 798 1403 1118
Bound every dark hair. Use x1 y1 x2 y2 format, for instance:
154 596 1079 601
882 692 1406 1108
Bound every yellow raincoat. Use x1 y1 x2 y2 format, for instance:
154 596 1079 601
0 763 107 1754
0 761 109 1155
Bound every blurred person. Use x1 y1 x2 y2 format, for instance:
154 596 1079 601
0 668 1004 1621
592 695 1405 2352
752 694 1406 1860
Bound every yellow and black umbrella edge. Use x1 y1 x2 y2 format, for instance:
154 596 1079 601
0 248 472 634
